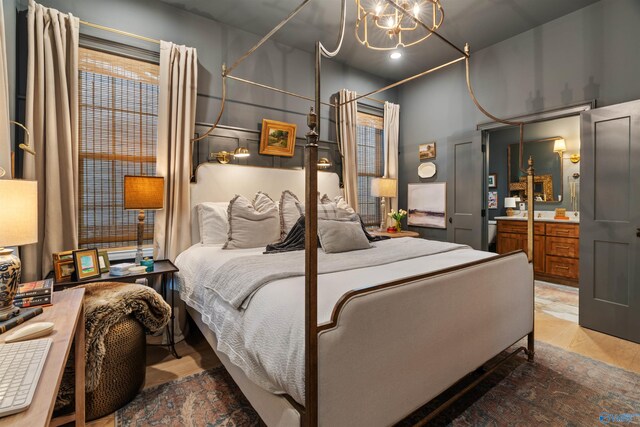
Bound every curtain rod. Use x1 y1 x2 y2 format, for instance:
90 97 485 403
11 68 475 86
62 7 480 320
79 20 161 45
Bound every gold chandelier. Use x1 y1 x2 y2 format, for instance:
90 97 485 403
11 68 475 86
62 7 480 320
355 0 444 51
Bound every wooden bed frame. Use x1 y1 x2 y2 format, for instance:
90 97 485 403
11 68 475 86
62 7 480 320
186 1 537 424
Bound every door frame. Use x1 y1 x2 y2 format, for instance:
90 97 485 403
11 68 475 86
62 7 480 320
477 100 595 251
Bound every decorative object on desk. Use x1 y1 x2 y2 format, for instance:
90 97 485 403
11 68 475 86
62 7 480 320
487 191 498 209
140 257 154 272
97 251 110 273
371 177 398 230
504 197 516 216
0 307 43 334
55 283 171 416
123 175 165 265
418 142 436 160
0 180 38 321
54 259 75 283
259 119 297 157
13 278 53 308
407 183 447 229
52 250 73 262
554 208 569 220
109 263 135 277
128 265 148 274
417 161 436 178
72 248 101 281
388 209 407 233
488 173 497 188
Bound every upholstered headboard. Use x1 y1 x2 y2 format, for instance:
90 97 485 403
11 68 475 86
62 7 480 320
190 163 342 244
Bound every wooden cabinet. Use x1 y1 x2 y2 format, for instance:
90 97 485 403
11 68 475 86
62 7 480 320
497 220 579 286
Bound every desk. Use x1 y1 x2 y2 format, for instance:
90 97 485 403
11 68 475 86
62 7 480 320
54 260 180 358
0 289 85 427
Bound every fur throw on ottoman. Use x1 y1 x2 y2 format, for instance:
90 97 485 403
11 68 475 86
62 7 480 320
56 282 171 410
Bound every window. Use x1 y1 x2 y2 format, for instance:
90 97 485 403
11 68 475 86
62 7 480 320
78 48 159 249
356 111 384 226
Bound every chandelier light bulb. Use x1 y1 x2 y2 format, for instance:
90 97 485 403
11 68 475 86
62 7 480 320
413 3 421 16
386 16 394 27
390 50 402 59
375 3 382 15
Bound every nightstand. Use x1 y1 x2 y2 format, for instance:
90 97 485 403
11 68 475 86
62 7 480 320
369 230 420 238
54 260 180 359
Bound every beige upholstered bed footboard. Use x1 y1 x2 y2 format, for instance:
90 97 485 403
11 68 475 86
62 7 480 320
316 251 533 427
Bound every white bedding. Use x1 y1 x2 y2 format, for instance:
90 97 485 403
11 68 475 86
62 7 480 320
176 238 495 405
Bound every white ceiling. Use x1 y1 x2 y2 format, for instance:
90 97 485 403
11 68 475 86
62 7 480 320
158 0 599 80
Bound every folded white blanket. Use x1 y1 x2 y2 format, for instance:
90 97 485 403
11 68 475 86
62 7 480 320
206 238 469 309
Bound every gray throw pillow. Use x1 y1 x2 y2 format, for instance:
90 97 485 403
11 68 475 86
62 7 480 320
317 219 371 253
224 192 280 249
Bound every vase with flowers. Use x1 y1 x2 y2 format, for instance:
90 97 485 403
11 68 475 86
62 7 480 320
387 209 407 233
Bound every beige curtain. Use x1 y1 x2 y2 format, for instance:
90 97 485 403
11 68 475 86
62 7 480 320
22 0 79 281
383 101 400 223
154 41 197 262
338 89 359 211
0 3 11 178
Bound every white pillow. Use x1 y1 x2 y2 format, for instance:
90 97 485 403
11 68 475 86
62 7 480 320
318 219 371 253
279 190 304 240
224 192 280 249
197 202 230 245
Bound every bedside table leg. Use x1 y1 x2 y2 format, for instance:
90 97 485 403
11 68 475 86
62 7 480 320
164 272 180 359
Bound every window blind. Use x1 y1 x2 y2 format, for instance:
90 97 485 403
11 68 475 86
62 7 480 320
78 47 160 249
356 111 385 226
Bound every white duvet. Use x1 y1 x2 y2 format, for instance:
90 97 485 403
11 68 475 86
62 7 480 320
176 238 494 405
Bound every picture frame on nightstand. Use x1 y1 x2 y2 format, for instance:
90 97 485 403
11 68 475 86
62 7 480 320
72 248 101 280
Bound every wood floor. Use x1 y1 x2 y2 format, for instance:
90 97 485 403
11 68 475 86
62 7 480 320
88 287 640 426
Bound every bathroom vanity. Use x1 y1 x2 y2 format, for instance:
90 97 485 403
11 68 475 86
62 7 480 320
496 213 579 287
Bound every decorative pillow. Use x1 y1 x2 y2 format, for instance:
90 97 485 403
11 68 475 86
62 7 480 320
333 195 355 214
279 190 304 240
317 219 371 253
224 192 280 249
197 202 230 244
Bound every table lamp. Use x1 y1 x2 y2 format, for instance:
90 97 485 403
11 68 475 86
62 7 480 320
504 197 517 217
371 177 397 231
124 175 164 265
0 180 38 321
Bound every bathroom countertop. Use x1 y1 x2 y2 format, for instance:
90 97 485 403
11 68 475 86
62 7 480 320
494 215 579 224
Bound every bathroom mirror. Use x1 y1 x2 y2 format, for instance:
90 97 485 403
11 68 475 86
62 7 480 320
508 138 562 203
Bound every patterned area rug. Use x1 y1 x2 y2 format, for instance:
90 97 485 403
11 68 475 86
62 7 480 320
535 280 579 322
117 341 640 426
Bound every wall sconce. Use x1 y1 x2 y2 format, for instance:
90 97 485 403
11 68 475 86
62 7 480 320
210 147 250 164
317 157 331 169
553 138 566 157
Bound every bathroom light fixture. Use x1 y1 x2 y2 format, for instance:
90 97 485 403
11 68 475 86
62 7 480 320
355 0 443 51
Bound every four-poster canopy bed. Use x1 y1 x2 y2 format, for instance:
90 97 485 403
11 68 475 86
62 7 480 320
182 0 538 425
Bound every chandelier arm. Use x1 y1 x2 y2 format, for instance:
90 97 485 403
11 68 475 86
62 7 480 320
383 0 466 57
226 0 312 75
464 52 528 173
319 0 347 58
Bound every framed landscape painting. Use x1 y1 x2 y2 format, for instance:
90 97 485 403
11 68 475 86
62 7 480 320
408 182 447 229
259 119 297 157
418 142 436 160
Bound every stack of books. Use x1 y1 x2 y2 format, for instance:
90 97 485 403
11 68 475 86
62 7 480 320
13 278 53 308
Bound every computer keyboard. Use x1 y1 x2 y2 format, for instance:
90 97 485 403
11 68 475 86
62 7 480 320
0 338 52 418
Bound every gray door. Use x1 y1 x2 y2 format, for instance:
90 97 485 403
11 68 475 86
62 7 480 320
447 133 483 249
580 100 640 343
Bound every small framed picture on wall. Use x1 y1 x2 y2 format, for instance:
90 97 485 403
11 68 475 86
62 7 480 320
488 173 497 188
418 142 436 160
488 191 498 209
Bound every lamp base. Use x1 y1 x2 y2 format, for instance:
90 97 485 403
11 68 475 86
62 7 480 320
506 208 515 217
0 249 21 321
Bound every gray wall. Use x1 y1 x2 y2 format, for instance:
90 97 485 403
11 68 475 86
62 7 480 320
4 0 17 153
399 0 640 240
16 0 397 142
487 116 580 219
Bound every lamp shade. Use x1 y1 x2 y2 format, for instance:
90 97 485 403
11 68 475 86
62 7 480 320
371 177 397 198
504 197 517 208
124 175 164 210
0 180 38 246
553 138 566 153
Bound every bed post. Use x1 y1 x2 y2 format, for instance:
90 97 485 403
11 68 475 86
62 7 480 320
526 155 535 362
304 45 320 424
